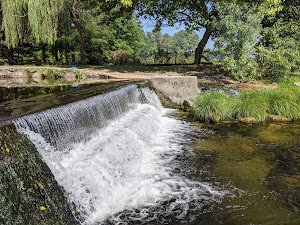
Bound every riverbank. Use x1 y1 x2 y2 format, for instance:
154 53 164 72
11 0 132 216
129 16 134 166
190 76 300 123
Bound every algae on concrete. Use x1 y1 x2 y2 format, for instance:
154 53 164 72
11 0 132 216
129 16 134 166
0 124 78 224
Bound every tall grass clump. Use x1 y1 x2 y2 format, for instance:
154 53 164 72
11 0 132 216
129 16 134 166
266 87 300 120
233 90 269 121
277 75 300 88
192 75 300 122
192 92 232 122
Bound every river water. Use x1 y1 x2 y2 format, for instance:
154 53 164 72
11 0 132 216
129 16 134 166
4 83 300 224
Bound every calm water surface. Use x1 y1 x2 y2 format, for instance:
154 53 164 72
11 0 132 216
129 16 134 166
181 120 300 225
1 83 299 224
0 81 140 121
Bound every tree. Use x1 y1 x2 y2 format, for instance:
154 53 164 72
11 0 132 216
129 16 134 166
0 6 13 64
138 0 284 65
210 0 299 81
0 0 135 65
1 0 64 48
172 30 199 64
212 1 264 81
67 0 87 64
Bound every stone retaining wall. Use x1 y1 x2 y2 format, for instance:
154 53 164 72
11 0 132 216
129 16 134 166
149 76 200 106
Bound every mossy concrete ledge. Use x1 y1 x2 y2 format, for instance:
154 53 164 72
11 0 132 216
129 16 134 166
149 76 200 106
0 123 78 224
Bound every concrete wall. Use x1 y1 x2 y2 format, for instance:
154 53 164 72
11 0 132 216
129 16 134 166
149 76 200 106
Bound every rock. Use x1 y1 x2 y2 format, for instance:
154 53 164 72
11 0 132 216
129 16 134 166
294 82 300 87
28 68 39 73
268 114 290 122
0 68 8 76
13 68 27 77
183 100 194 107
32 71 41 83
98 74 113 79
12 77 28 85
150 76 200 106
239 117 259 123
64 72 76 82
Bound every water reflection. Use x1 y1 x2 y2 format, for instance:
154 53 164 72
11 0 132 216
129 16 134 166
188 121 300 225
0 80 140 121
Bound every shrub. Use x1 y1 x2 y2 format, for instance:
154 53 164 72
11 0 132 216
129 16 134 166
233 90 269 121
192 75 300 122
192 92 232 122
266 88 300 119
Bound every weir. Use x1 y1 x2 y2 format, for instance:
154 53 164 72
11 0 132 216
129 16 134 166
12 84 162 149
3 84 221 224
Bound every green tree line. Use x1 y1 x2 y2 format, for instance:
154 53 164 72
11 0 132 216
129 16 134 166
0 0 299 81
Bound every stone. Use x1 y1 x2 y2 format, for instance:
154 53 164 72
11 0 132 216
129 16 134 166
0 68 8 76
12 68 27 77
238 117 259 123
183 99 194 107
268 114 290 122
150 76 200 106
28 68 39 73
98 74 113 79
32 71 41 83
294 82 300 87
64 72 76 82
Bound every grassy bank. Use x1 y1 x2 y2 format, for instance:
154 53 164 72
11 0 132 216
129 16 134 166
191 76 300 122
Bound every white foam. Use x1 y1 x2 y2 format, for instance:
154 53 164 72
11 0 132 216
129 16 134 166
19 102 224 224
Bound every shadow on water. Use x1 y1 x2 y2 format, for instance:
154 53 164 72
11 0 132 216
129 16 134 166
186 121 300 225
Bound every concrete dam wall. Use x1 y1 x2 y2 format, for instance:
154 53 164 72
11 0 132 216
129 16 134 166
149 76 200 106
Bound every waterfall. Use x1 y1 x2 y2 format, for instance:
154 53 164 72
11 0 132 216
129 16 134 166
13 85 162 149
12 84 224 224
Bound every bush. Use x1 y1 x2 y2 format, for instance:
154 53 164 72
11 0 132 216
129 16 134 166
192 92 232 122
266 88 300 120
233 90 269 121
191 76 300 122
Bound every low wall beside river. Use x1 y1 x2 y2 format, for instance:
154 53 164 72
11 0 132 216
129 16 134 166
149 76 200 106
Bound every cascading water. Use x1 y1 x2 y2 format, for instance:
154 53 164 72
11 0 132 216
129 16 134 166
12 84 225 224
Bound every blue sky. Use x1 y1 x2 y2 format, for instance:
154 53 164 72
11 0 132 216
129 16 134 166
140 18 214 49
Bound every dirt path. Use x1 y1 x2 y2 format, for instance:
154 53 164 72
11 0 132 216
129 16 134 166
0 64 280 90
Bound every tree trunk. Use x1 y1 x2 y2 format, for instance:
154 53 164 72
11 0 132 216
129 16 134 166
69 5 87 65
41 44 47 65
194 28 212 65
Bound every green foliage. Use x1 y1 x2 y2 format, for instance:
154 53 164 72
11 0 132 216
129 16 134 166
212 1 264 81
233 90 269 121
2 0 64 47
192 92 232 122
192 76 300 122
45 69 64 80
139 30 199 64
211 0 299 81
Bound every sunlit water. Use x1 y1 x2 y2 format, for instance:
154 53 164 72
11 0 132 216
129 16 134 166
13 85 225 224
11 84 300 224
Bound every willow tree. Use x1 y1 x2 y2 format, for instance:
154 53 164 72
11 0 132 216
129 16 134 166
1 0 134 65
2 0 64 47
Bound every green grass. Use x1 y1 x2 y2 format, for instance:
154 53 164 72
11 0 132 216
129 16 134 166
192 92 233 122
233 90 269 121
192 75 300 122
